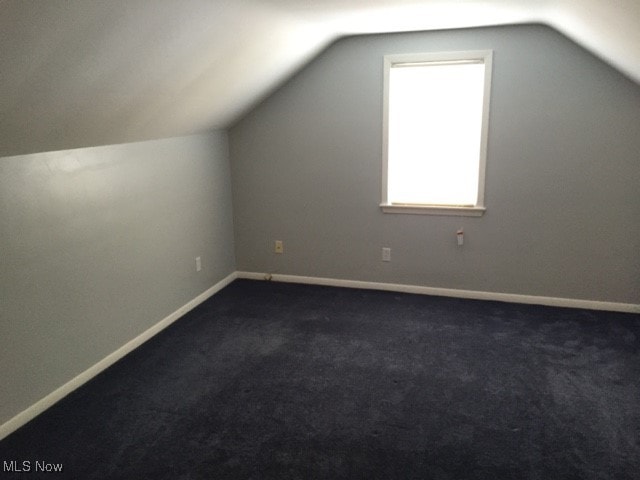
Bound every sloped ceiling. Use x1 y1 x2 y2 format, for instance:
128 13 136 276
1 0 639 157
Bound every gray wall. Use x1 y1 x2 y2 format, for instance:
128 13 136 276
230 24 640 304
0 132 235 425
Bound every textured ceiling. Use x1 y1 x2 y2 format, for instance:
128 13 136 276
1 0 639 157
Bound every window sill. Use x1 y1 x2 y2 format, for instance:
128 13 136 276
380 204 486 216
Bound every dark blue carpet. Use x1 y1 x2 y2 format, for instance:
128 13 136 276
1 279 639 479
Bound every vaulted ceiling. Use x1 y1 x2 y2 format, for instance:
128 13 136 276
1 0 639 157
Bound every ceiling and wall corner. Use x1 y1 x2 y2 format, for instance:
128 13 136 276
1 0 639 158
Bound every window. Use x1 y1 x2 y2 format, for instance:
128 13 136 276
381 50 492 216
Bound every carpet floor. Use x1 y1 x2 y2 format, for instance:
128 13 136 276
1 279 639 479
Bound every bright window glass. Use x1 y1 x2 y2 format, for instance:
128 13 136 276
383 51 492 213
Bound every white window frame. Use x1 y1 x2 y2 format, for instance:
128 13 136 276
381 50 493 216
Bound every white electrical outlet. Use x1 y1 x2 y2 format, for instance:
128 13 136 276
195 256 202 271
382 247 391 262
274 240 284 254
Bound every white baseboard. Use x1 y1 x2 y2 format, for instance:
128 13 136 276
236 271 640 314
0 272 237 441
